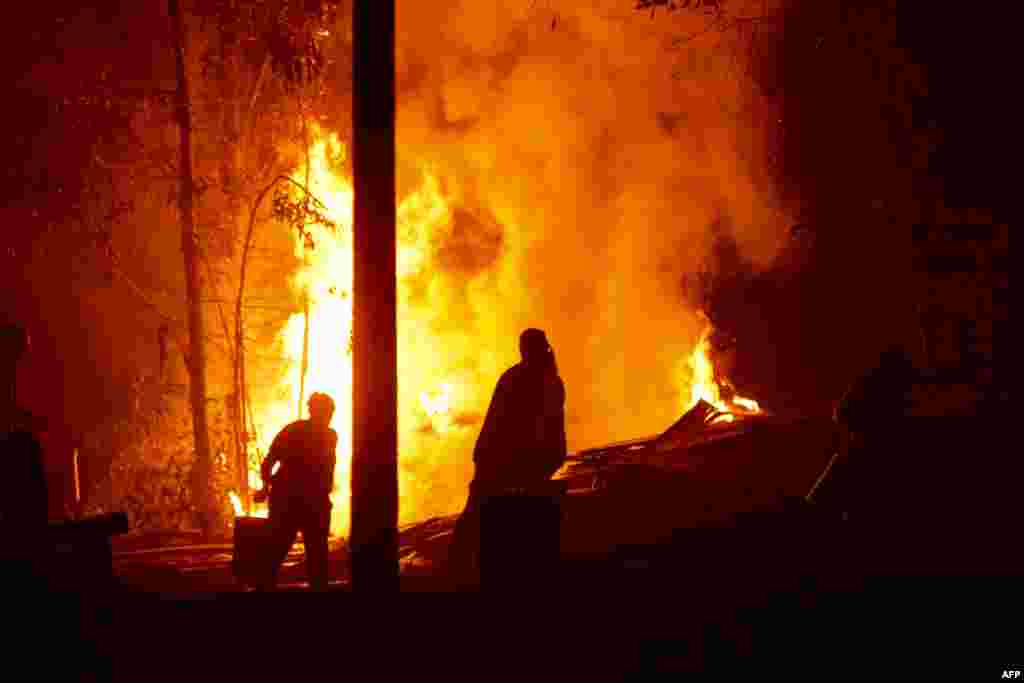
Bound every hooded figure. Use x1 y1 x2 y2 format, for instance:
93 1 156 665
472 328 567 486
447 328 567 576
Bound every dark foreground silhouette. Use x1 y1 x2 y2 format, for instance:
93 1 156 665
448 328 567 580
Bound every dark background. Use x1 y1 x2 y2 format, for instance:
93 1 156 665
703 0 1006 413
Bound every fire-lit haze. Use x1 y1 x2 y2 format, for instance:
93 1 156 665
230 1 786 535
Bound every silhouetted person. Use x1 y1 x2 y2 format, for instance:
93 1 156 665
1 323 47 530
0 323 48 590
448 328 567 577
812 345 917 523
257 392 337 591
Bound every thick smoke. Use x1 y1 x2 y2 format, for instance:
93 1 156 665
391 1 790 457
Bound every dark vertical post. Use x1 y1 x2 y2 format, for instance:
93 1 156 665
350 0 399 591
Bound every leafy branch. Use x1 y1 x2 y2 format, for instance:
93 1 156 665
270 180 337 249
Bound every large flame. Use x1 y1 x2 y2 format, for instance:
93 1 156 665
229 125 761 534
232 127 475 536
686 322 761 423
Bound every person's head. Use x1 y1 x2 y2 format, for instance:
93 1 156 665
519 328 555 370
0 324 28 367
307 392 335 428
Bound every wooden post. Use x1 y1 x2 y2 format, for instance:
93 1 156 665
350 0 399 591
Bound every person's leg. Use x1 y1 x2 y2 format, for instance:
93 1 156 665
259 504 299 591
448 480 484 578
300 503 331 591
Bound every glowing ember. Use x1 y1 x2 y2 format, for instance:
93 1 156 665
228 490 268 519
228 491 243 517
732 396 761 413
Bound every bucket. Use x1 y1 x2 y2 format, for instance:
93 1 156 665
232 516 273 588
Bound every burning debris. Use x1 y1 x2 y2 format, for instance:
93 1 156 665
685 319 761 423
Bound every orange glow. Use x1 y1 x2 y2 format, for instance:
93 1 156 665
685 321 761 420
231 125 763 535
239 126 477 536
419 382 456 433
228 491 243 517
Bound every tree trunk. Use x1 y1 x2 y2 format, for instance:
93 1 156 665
350 0 399 591
170 0 215 539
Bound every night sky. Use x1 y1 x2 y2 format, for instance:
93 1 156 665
2 1 1005 512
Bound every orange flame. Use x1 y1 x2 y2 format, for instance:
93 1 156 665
240 126 479 536
228 491 243 517
685 323 761 421
232 125 762 534
419 382 456 433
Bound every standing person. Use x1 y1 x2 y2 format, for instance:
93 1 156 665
0 323 48 591
0 323 47 530
448 328 567 577
257 392 337 591
811 345 917 521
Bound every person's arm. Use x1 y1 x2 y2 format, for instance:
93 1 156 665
261 426 290 486
473 373 508 465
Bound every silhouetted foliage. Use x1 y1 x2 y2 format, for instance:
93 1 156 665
191 0 341 88
82 374 237 535
271 182 337 249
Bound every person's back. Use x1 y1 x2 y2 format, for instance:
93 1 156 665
814 346 923 538
473 359 566 487
266 418 336 505
835 348 915 434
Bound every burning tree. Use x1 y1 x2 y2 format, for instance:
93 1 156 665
60 0 341 540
